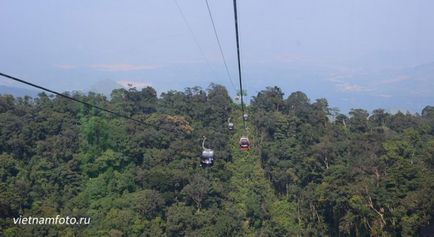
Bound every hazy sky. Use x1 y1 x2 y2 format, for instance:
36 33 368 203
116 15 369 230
1 0 434 112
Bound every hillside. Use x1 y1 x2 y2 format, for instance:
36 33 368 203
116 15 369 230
0 85 433 236
0 85 39 98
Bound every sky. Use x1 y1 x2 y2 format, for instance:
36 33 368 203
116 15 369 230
1 0 434 113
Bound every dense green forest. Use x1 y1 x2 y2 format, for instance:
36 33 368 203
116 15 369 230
1 84 433 236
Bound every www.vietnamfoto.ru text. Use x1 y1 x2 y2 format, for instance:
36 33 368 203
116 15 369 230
13 215 90 225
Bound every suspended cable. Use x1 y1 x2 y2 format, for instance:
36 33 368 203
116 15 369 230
0 72 152 127
204 0 237 92
173 0 218 79
232 0 246 130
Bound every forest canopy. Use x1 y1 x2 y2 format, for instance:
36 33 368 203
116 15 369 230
0 85 433 236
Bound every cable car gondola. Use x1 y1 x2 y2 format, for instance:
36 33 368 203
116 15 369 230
228 122 234 130
239 136 250 151
243 113 248 121
228 118 234 130
201 136 214 167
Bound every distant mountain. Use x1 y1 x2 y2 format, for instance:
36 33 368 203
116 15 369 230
0 85 39 97
246 60 434 114
404 62 434 84
89 79 124 97
316 61 434 113
0 79 124 99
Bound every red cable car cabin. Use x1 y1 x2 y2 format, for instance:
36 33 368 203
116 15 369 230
239 136 250 151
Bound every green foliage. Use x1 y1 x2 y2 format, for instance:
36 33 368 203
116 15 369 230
0 85 433 236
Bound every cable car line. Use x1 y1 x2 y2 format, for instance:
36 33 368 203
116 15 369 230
201 136 214 167
204 0 237 92
173 0 218 79
0 72 153 127
232 0 246 130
